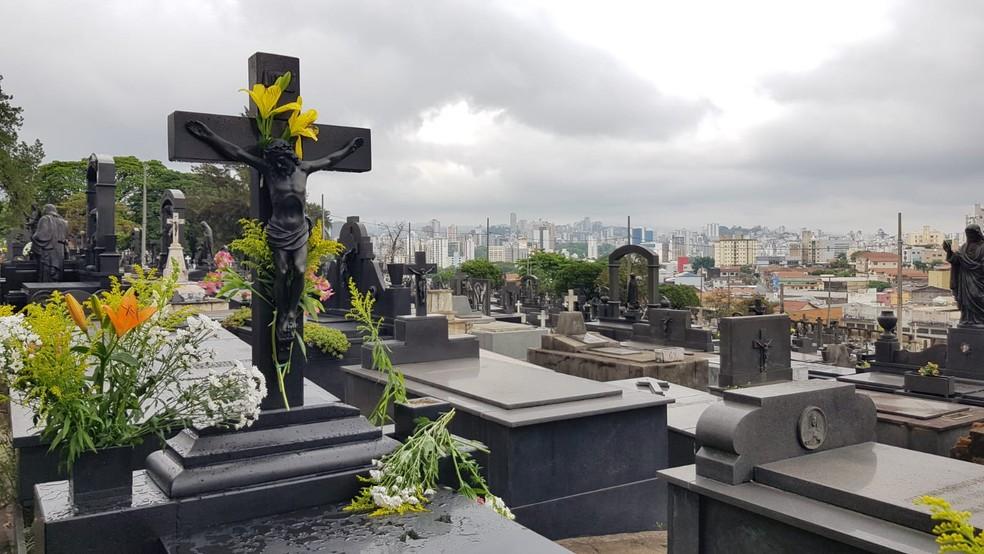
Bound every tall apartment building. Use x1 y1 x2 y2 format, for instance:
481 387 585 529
906 225 944 247
586 237 599 260
426 237 450 268
713 237 759 267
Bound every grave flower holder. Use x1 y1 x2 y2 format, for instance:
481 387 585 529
904 371 955 397
68 445 133 512
393 397 451 441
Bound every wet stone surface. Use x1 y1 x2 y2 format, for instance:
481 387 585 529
162 490 565 553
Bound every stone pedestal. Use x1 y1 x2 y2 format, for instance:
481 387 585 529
164 244 188 281
35 388 398 553
717 314 792 388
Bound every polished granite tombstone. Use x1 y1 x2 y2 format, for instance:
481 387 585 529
468 320 549 360
529 313 710 390
659 380 959 554
344 315 672 539
717 314 793 388
632 308 714 352
160 490 566 553
447 295 495 334
608 377 722 468
12 327 253 505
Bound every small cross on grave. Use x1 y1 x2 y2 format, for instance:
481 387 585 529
167 212 185 244
753 328 773 372
167 53 372 411
406 251 437 316
564 289 577 312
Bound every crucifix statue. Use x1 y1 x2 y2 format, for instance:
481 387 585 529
184 120 363 346
753 328 773 372
406 251 436 316
167 52 371 410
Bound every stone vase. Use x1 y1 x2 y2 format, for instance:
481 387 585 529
393 397 451 441
877 310 898 338
69 445 133 512
387 264 406 286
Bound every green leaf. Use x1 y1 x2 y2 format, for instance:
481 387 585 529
109 350 140 368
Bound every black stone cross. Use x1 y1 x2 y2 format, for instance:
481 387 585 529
753 328 773 372
406 251 436 316
167 52 371 411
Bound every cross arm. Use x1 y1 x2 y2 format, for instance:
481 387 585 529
168 111 372 172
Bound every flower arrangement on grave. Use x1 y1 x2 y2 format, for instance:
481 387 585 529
221 307 252 330
0 267 266 469
345 280 406 426
343 280 513 520
199 251 236 297
346 409 514 520
919 361 942 377
915 496 984 553
217 218 342 408
856 359 871 369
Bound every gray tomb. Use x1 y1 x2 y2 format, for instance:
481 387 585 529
659 380 975 553
343 315 672 539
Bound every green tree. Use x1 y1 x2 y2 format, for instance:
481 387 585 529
690 256 715 272
518 252 570 298
658 283 700 309
35 160 86 205
183 164 250 254
460 259 503 287
868 280 892 292
912 260 928 271
0 75 44 233
554 259 605 296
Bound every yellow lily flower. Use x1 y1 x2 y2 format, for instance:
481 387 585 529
287 96 319 159
240 83 300 120
65 293 88 332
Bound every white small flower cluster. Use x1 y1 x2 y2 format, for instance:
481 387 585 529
186 314 223 337
483 494 515 520
193 360 266 430
369 484 421 510
0 314 41 373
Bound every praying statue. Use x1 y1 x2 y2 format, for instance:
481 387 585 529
945 224 984 328
31 204 69 282
185 120 364 347
626 274 640 308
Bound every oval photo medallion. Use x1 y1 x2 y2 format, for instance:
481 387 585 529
798 406 827 450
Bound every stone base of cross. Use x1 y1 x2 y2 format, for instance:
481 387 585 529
164 243 188 281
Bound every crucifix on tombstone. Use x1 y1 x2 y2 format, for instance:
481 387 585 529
406 251 436 316
163 211 188 279
564 289 577 312
753 328 773 372
167 52 371 410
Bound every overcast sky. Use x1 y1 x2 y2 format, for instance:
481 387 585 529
2 0 982 235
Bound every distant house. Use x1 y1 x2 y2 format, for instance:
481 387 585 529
910 285 953 305
853 252 898 273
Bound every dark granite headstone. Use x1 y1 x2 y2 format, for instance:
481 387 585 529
718 314 792 387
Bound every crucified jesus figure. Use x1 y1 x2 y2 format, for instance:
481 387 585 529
185 120 364 350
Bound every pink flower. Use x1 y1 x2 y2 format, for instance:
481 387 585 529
214 250 234 270
308 272 334 302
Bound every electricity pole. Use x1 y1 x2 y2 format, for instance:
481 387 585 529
141 163 148 265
